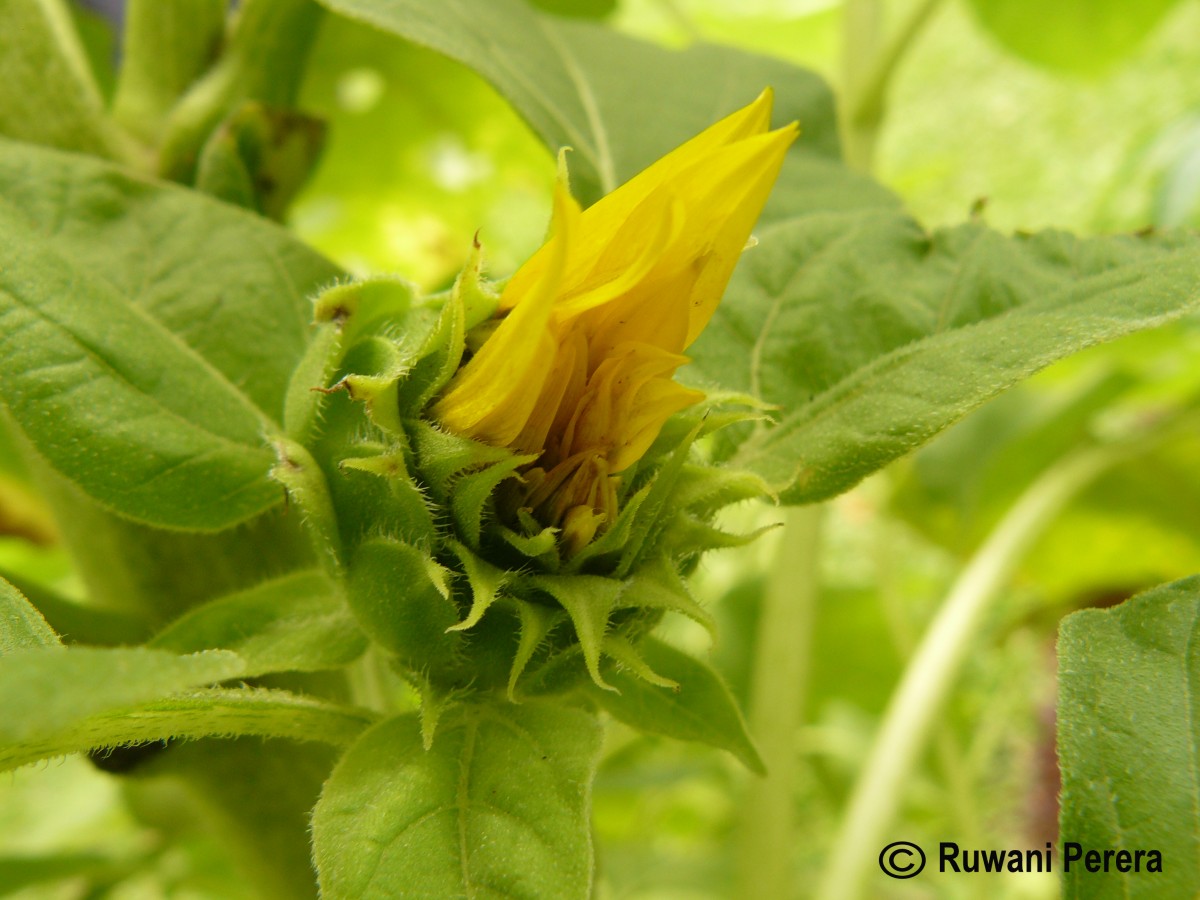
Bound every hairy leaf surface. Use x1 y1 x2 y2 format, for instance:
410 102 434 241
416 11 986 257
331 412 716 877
0 646 241 756
1058 577 1200 899
692 215 1200 502
0 575 61 654
313 704 603 899
150 569 366 676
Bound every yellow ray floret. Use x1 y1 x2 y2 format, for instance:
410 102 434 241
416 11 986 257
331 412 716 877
431 89 798 551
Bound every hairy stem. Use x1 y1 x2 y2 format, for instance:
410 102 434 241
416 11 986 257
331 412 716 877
0 688 377 773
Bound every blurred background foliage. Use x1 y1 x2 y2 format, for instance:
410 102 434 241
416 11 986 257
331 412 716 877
4 0 1200 898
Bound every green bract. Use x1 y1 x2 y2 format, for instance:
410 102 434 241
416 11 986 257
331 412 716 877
286 265 769 726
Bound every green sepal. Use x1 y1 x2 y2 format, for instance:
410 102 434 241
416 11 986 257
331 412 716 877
496 523 561 569
452 452 538 548
665 516 781 555
405 672 469 750
529 575 623 691
444 540 510 633
454 237 502 331
347 538 462 676
270 438 344 576
338 449 437 550
602 632 677 689
284 321 343 444
409 422 514 501
618 558 717 644
322 336 412 437
314 275 417 347
594 636 766 774
341 370 406 437
398 292 466 416
650 393 773 451
507 600 565 700
672 464 773 519
615 421 704 577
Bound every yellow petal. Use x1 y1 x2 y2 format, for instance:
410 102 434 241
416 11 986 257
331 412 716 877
513 325 587 456
498 89 777 314
431 181 578 444
563 342 690 467
610 377 704 473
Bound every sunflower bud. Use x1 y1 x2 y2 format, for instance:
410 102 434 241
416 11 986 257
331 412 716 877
297 90 796 715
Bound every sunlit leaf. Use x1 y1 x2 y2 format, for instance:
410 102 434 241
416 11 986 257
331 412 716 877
313 0 839 204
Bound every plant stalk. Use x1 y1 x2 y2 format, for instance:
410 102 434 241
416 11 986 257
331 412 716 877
735 504 823 900
816 446 1116 900
840 0 945 171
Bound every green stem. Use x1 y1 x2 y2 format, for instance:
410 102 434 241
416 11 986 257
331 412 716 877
872 513 981 847
840 0 883 171
112 0 227 143
735 504 823 900
840 0 945 171
158 0 323 182
816 446 1116 900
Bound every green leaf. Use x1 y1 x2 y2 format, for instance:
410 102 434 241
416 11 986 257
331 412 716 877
530 574 622 691
964 0 1183 76
0 569 148 646
0 574 61 653
0 140 341 530
1058 577 1199 898
313 0 839 204
595 636 764 774
0 211 278 530
1 686 376 772
313 703 603 900
0 138 342 422
149 570 366 677
0 0 131 159
693 217 1200 503
0 646 241 750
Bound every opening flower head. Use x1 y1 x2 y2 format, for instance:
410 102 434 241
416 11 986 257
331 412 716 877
303 89 798 700
432 90 798 553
